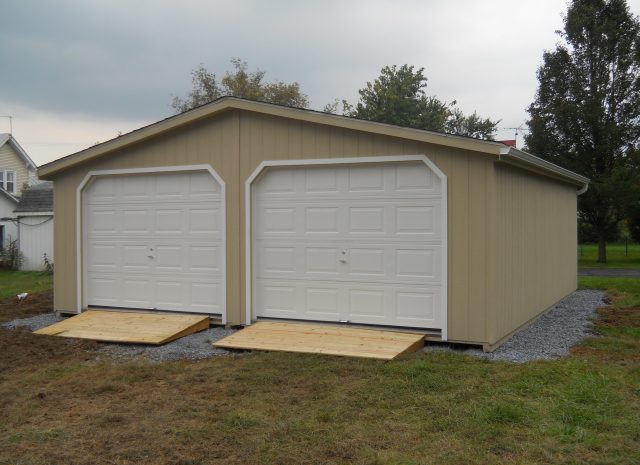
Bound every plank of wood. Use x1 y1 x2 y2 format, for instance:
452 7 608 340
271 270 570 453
34 310 210 345
214 322 425 360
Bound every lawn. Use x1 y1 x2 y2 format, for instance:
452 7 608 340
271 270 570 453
0 273 638 464
578 242 640 268
0 270 52 299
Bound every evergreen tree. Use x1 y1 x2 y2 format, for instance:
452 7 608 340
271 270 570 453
526 0 640 262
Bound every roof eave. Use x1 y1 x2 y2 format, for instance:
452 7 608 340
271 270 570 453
498 146 590 189
5 136 37 170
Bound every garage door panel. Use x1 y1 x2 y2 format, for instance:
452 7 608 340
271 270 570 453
305 288 341 319
122 209 152 234
190 282 221 312
256 283 298 317
85 171 224 314
189 172 222 197
155 209 184 234
86 208 118 235
253 161 444 330
349 289 386 318
305 207 339 233
189 246 221 273
348 248 385 276
348 166 385 192
260 246 297 274
395 163 439 193
396 291 437 321
254 200 441 240
88 277 121 307
190 208 221 234
122 245 152 272
122 278 153 308
87 244 119 272
349 207 385 233
305 167 340 193
257 241 441 285
153 245 185 272
305 247 341 274
396 206 437 235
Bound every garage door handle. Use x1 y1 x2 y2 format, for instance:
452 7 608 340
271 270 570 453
147 255 155 259
339 259 347 263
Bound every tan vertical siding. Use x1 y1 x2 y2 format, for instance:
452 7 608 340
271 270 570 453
48 109 578 345
493 164 577 344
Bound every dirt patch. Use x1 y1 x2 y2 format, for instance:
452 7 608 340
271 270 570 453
594 306 640 328
0 292 98 377
0 291 53 323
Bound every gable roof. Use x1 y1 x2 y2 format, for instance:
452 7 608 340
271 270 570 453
38 97 589 188
14 181 53 213
0 134 37 170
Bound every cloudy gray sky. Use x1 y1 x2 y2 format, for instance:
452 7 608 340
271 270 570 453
2 0 639 165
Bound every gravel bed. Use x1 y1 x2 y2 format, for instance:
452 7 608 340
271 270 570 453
424 289 606 362
99 327 236 361
3 313 236 362
2 312 62 331
5 289 605 363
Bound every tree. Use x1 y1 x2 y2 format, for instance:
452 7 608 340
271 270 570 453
342 65 499 139
172 58 309 113
526 0 640 262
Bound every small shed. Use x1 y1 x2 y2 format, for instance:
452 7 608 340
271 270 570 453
13 182 54 271
38 97 588 350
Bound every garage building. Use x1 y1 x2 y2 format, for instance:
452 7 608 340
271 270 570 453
39 97 588 350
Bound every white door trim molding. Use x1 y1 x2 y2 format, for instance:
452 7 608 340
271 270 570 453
76 164 227 323
244 155 448 340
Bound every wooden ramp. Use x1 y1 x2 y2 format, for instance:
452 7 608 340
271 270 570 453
34 310 210 345
214 321 425 360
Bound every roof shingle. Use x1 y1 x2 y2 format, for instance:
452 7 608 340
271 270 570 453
14 181 53 213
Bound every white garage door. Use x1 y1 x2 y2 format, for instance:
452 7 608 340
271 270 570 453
252 161 445 330
84 171 224 315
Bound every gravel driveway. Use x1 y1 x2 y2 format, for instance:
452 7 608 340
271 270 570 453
424 289 605 362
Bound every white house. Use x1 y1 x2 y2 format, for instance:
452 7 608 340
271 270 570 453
0 133 38 252
0 133 53 271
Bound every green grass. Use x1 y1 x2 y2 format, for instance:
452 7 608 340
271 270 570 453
578 242 640 268
579 276 640 307
0 270 52 298
0 275 639 464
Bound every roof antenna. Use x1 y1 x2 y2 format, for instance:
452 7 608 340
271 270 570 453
503 124 528 147
0 115 13 134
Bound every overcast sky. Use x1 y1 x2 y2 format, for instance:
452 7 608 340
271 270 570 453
2 0 639 166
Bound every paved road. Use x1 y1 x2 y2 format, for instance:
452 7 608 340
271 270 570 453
579 268 640 278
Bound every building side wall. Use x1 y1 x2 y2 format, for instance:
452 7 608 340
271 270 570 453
0 197 18 248
51 109 503 344
18 215 54 271
493 164 578 344
0 144 32 197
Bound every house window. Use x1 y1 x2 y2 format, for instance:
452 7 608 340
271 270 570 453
0 170 16 194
